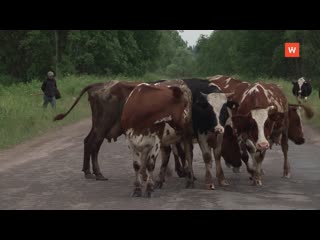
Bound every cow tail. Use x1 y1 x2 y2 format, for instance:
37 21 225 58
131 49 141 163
53 82 104 121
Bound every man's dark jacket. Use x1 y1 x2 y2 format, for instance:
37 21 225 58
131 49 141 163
41 78 57 97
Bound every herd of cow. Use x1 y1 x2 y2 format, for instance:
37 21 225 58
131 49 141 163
54 76 315 198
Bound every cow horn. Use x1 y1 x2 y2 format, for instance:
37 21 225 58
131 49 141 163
200 92 208 99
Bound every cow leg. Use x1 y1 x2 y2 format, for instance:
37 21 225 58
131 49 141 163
184 139 195 189
198 133 214 190
91 138 108 181
249 151 266 186
144 148 159 198
83 129 95 179
213 134 229 186
155 145 171 189
243 141 256 179
172 143 187 177
132 151 143 197
281 132 290 178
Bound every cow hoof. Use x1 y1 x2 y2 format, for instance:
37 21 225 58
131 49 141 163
176 169 187 178
144 191 152 198
95 174 108 181
205 183 215 190
154 180 164 189
219 179 230 186
85 173 95 179
282 173 291 178
132 188 142 197
232 167 241 173
253 180 262 186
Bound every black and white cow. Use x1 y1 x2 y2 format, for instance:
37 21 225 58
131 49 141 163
292 77 312 103
156 79 238 190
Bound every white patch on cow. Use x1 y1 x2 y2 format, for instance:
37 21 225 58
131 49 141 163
154 115 172 124
224 84 230 89
161 123 181 146
207 92 228 132
240 84 260 103
251 108 269 146
240 83 284 112
209 82 221 91
183 109 188 119
208 75 223 80
126 129 159 153
155 83 161 86
297 77 305 89
136 83 150 92
137 83 150 87
225 78 231 84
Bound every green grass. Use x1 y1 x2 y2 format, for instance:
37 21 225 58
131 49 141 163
0 73 165 149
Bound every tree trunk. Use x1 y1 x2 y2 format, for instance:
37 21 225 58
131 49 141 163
54 30 59 77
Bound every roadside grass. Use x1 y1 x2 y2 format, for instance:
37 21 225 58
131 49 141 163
0 73 165 149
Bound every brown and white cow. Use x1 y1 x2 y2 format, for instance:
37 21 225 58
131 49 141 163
54 81 141 180
209 75 289 185
121 82 194 197
209 75 314 183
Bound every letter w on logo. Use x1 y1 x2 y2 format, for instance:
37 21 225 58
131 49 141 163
285 43 300 57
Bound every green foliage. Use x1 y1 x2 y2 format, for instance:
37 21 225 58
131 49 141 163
195 30 320 87
0 30 184 82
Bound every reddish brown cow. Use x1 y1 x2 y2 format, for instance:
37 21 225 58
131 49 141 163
209 76 289 185
208 75 314 184
121 82 193 197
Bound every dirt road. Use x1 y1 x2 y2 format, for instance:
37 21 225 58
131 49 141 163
1 118 320 210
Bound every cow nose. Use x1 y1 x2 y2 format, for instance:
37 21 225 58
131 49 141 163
256 142 269 150
214 126 224 134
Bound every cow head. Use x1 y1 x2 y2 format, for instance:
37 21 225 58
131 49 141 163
288 105 305 145
201 92 239 134
292 77 312 102
232 106 284 151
